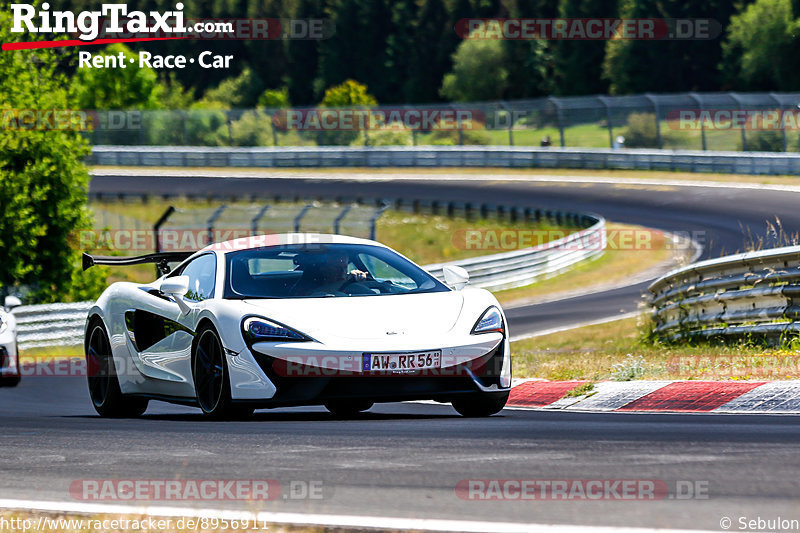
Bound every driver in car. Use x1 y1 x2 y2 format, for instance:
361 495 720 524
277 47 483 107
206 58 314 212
295 252 369 295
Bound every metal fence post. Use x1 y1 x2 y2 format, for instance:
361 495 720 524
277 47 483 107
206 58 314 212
644 93 662 149
153 207 176 254
689 93 707 151
730 93 747 151
370 204 390 241
548 97 565 147
294 204 313 232
207 205 227 244
251 205 270 234
499 101 513 146
598 96 613 149
333 205 352 234
769 93 788 152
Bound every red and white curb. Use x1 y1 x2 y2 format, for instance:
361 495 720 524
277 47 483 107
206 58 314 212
508 379 800 413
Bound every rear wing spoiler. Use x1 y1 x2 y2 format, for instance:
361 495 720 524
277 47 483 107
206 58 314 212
82 252 195 276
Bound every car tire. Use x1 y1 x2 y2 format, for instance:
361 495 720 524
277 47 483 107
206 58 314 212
0 342 21 388
451 392 509 417
192 324 253 420
85 319 149 418
324 399 374 418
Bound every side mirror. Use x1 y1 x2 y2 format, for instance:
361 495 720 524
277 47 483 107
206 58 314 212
442 265 469 290
161 276 189 296
4 295 22 311
160 276 192 314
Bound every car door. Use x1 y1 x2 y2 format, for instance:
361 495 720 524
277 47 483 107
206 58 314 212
124 253 217 397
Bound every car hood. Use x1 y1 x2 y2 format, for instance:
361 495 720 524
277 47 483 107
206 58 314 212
242 291 465 341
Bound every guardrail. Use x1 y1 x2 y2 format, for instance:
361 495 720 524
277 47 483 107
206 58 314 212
649 245 800 341
13 302 91 350
89 145 800 176
15 205 604 349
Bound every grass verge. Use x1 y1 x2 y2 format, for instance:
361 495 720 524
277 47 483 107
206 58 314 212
511 316 800 381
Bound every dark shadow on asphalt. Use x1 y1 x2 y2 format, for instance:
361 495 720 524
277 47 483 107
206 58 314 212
62 411 468 423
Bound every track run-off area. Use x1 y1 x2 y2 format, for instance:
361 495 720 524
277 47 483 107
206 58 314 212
2 170 800 531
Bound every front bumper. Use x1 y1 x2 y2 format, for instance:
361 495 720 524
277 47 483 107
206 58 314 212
228 333 510 406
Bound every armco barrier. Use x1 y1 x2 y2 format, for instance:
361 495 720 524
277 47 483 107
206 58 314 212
89 145 800 176
650 245 800 341
15 214 605 349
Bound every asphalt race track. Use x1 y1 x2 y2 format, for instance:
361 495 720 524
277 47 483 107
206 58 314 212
2 173 800 530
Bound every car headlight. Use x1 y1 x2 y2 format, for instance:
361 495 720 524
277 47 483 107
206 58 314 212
243 316 310 342
471 306 504 335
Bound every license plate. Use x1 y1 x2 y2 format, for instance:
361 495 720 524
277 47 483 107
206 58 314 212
363 350 441 372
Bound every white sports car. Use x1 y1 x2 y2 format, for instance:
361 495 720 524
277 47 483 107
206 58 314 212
0 296 22 387
83 234 511 419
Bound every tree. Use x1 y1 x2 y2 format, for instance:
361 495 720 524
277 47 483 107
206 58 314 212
317 79 377 145
0 14 105 302
202 67 266 108
287 0 324 106
553 0 618 95
440 29 509 101
73 44 163 110
603 0 740 94
403 0 453 102
721 0 800 90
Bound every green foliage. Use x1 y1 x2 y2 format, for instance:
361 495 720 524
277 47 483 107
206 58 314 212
351 128 414 146
440 29 509 102
230 110 275 146
0 15 96 303
553 0 617 95
721 0 800 91
320 79 378 108
428 121 491 145
742 130 786 152
603 0 740 94
622 112 660 148
258 87 291 109
317 80 377 146
73 44 162 110
203 68 266 108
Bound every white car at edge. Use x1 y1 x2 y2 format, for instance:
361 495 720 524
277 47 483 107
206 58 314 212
0 295 22 387
82 234 511 419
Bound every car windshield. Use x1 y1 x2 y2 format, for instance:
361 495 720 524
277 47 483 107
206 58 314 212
224 243 449 299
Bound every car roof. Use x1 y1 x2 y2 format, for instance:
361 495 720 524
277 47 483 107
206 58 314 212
198 233 389 255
